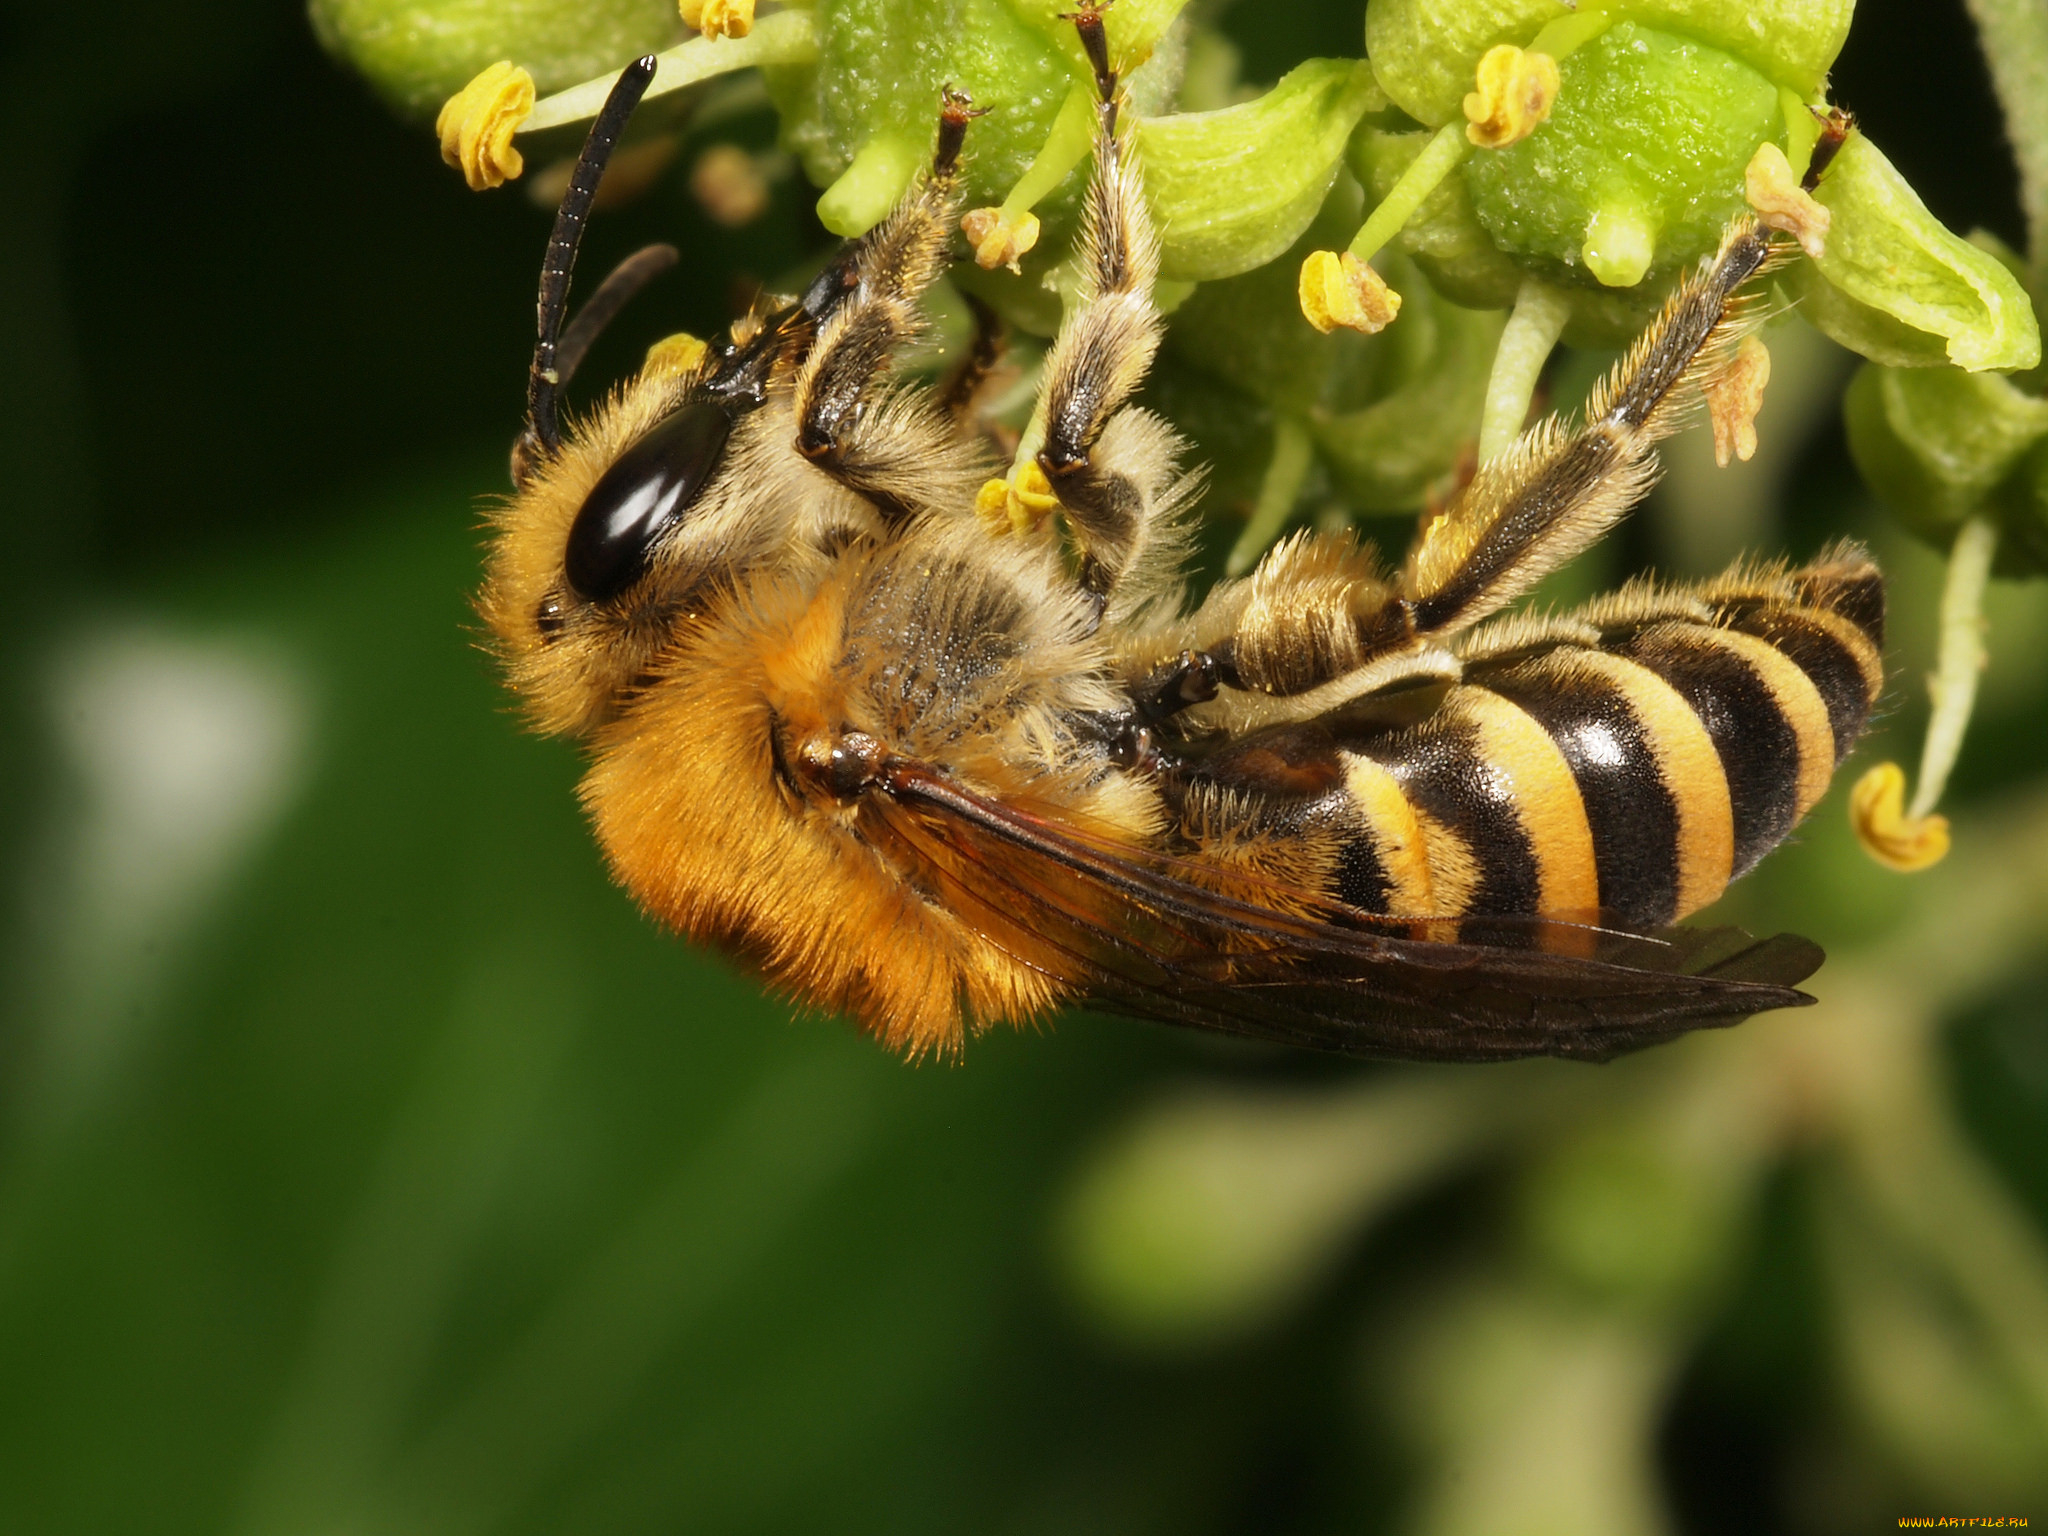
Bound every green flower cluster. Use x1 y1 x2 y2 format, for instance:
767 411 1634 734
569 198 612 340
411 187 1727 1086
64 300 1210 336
313 0 2043 573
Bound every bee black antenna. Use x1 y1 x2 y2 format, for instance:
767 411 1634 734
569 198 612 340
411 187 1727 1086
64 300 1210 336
526 54 661 461
554 242 680 388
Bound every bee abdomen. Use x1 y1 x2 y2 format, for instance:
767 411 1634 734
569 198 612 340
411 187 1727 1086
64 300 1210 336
1476 648 1730 926
1614 552 1885 880
1342 688 1598 921
1181 552 1884 929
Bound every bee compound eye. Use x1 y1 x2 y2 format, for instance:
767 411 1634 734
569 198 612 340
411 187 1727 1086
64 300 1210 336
563 401 732 602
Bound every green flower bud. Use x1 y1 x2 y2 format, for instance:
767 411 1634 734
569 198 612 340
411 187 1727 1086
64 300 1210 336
1363 0 1852 130
1348 119 1522 310
1462 23 1779 291
1787 133 2042 373
1140 60 1385 283
1006 0 1190 68
310 0 684 121
1166 178 1371 413
1348 119 1660 345
765 0 1081 218
1156 187 1497 529
1845 360 2048 563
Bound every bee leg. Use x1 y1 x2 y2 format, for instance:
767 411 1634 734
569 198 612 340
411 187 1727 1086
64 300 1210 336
1156 221 1779 703
935 292 1008 429
790 89 985 518
1129 647 1230 720
1394 219 1775 642
1155 530 1407 700
1033 3 1171 613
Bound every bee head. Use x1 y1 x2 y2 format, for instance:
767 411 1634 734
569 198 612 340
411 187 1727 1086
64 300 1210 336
472 57 728 736
479 57 901 738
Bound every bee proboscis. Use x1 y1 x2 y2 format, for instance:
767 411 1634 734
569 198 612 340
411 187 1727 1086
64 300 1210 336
478 17 1883 1062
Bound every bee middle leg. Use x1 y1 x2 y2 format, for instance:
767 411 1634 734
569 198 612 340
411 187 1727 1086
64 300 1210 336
1032 4 1175 615
790 89 983 514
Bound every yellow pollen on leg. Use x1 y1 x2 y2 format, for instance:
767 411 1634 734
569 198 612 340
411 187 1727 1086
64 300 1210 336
1706 334 1771 466
1849 761 1951 871
436 62 536 190
1745 142 1831 259
680 0 755 40
960 207 1042 272
644 332 708 380
1463 45 1560 150
1298 250 1401 335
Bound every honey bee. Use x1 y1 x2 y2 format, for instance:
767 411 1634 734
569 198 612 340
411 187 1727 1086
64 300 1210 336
478 15 1883 1062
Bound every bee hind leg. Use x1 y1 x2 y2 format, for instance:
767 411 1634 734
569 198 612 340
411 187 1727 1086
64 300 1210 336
1032 2 1177 618
790 89 985 516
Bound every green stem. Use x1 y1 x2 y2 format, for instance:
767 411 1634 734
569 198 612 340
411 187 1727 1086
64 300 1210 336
523 10 820 133
1001 83 1097 218
1478 277 1571 464
1347 123 1469 263
1909 515 1999 822
1962 0 2048 288
1226 418 1316 576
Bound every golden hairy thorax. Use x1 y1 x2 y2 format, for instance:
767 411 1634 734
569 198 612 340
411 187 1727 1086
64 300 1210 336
476 19 1880 1064
573 518 1165 1054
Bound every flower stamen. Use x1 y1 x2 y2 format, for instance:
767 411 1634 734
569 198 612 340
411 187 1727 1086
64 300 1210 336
1745 141 1831 259
1463 45 1560 150
437 62 536 190
1299 250 1401 335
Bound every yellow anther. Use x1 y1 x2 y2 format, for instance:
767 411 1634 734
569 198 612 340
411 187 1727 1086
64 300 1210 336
960 206 1042 272
1745 141 1831 260
436 61 535 190
976 464 1060 535
974 478 1012 529
1706 334 1771 467
1008 461 1061 534
679 0 754 39
691 144 771 227
1298 250 1402 335
1463 45 1560 150
644 332 708 380
1849 762 1952 872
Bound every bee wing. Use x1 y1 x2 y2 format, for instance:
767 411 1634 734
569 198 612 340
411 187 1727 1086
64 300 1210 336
869 759 1820 1063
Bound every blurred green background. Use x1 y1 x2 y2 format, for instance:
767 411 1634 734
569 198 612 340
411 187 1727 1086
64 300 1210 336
3 1 2047 1531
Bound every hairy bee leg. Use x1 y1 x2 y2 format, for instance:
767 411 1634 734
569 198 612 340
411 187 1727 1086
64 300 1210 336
1152 222 1778 705
1396 220 1776 643
1126 529 1400 703
790 89 984 512
1032 4 1169 609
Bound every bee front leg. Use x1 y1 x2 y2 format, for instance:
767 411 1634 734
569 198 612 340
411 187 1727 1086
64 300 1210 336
791 89 985 517
1032 4 1172 616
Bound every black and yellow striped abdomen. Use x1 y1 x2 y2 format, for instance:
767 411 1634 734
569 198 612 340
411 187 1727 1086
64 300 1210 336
1176 548 1884 929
